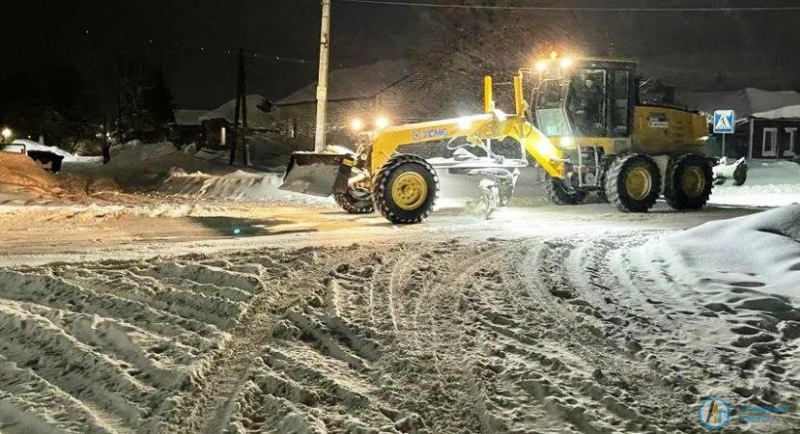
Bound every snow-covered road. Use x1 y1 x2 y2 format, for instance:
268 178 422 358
0 206 797 433
1 145 799 432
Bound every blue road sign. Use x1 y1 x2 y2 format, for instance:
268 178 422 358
713 110 736 134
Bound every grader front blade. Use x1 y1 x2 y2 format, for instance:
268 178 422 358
280 152 355 197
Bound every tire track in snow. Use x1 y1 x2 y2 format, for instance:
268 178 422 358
0 254 270 434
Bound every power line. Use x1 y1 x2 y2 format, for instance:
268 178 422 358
337 0 800 12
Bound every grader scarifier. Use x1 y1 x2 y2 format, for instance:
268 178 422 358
282 55 717 224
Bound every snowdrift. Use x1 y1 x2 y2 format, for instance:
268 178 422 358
159 169 330 204
0 152 57 189
640 205 800 296
10 139 103 164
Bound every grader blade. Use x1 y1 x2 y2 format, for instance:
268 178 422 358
280 152 355 197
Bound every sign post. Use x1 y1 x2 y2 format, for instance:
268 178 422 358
713 110 736 157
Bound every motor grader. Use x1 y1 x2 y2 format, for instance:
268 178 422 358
282 56 715 224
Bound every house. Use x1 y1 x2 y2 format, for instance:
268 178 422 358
199 94 278 150
677 88 800 159
273 60 480 150
170 110 207 146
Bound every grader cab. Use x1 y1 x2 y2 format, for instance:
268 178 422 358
282 55 719 224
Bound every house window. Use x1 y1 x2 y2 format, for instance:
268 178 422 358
784 127 797 157
762 128 778 157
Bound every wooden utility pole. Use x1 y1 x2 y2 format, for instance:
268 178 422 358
230 48 249 166
314 0 331 152
240 49 249 166
102 117 110 164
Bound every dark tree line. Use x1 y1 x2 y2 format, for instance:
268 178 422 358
0 66 98 152
0 60 175 154
113 60 176 143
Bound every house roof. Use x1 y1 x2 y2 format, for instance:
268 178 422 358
277 60 413 106
751 105 800 120
676 88 800 119
173 110 207 126
199 94 275 129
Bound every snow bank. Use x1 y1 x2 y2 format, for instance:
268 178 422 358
640 205 800 297
10 139 103 164
109 141 179 162
158 169 331 204
0 152 57 189
712 160 800 207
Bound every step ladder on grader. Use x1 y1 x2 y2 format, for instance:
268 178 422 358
282 55 722 224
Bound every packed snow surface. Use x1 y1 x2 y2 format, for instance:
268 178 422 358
712 160 800 207
0 206 797 433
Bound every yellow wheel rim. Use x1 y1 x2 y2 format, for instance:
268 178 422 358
391 172 428 211
681 166 706 198
625 166 653 201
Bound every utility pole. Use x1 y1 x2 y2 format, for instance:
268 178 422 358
230 48 249 166
241 49 249 166
314 0 331 153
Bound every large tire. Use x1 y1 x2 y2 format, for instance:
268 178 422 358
664 154 714 211
597 157 614 203
605 153 661 213
334 188 375 214
373 155 440 224
541 171 587 205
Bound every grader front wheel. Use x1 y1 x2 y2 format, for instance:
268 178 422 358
373 155 440 224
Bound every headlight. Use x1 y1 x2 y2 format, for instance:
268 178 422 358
375 117 390 130
350 118 364 132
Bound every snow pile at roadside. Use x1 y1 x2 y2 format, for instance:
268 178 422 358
158 168 331 204
109 140 180 163
10 139 103 164
640 205 800 295
626 206 800 414
0 152 58 189
712 160 800 207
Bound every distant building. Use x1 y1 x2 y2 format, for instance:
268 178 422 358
677 88 800 159
272 60 480 150
170 110 207 146
199 94 278 150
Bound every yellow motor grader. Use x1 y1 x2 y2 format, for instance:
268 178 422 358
282 55 715 224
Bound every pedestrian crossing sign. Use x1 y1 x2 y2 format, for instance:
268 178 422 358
713 110 735 134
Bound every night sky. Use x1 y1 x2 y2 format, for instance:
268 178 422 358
6 0 800 111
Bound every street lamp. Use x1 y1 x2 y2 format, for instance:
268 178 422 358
1 128 12 143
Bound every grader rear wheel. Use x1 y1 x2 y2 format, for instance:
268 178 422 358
605 153 661 213
373 155 440 224
664 154 714 211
